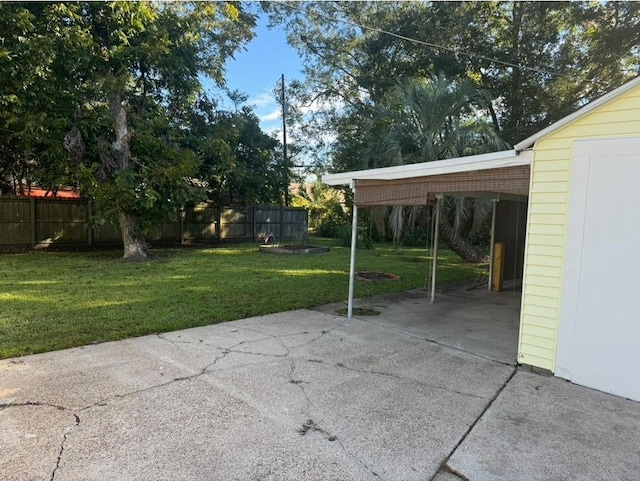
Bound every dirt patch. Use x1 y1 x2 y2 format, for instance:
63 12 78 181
259 245 330 254
336 307 380 316
355 271 401 282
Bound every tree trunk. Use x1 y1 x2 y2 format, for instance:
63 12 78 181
118 211 150 261
438 214 485 263
108 93 150 260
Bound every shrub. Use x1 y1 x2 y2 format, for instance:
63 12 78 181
291 182 349 237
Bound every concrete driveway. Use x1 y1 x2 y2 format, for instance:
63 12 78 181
2 290 640 481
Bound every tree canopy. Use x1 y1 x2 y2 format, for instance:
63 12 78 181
0 2 288 259
265 1 640 173
265 1 640 253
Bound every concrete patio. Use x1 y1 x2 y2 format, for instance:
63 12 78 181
314 285 522 365
1 287 639 481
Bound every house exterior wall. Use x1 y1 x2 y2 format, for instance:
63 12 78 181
518 84 640 371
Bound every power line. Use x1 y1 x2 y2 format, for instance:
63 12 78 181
273 1 575 80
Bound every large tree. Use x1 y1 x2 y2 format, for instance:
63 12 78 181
264 0 640 258
185 96 286 206
0 2 83 196
0 2 256 259
448 1 640 143
265 1 640 169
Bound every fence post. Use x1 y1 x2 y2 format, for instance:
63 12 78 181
252 206 257 242
87 199 93 247
216 206 221 244
30 197 36 247
280 206 285 243
180 207 185 245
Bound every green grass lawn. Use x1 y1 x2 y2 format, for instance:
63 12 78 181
0 238 484 359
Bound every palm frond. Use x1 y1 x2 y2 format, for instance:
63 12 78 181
361 74 509 256
470 198 493 237
389 205 404 245
371 205 388 238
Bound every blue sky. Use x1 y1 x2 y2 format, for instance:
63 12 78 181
222 14 305 137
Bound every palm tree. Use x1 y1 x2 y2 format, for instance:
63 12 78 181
364 74 509 262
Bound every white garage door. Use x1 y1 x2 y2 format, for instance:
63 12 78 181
557 137 640 402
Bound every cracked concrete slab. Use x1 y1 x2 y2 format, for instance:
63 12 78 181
290 361 507 480
1 308 512 481
315 288 520 364
297 318 514 400
4 297 639 481
0 336 205 410
57 377 376 481
203 352 513 480
0 403 77 481
446 370 640 481
227 310 345 338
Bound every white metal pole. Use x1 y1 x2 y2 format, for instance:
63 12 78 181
430 196 442 304
488 198 498 291
347 200 358 319
281 74 289 207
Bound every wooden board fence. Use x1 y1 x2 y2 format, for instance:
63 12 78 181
0 197 308 250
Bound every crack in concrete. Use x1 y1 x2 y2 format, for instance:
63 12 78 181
156 323 342 363
286 360 383 481
333 362 488 401
291 412 365 480
91 330 308 409
296 418 337 439
429 367 518 481
288 361 312 415
299 358 488 401
225 324 344 353
78 343 240 411
0 401 70 412
293 413 383 480
285 324 345 350
443 466 469 481
226 337 291 359
155 331 269 351
334 436 384 480
176 323 344 361
123 330 334 408
50 413 80 481
155 333 199 345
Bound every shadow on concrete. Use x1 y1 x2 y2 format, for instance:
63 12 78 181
313 283 521 365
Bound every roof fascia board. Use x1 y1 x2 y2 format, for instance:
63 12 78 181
323 150 530 186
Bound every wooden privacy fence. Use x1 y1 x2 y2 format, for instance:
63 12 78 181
0 197 308 250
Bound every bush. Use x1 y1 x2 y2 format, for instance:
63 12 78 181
291 182 349 238
316 209 349 237
400 226 429 247
335 225 373 249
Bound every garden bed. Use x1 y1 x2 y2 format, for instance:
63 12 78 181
355 271 401 282
259 245 330 254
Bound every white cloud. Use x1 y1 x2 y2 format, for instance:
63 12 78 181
259 108 282 123
250 90 276 109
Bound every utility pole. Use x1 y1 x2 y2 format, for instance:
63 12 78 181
281 74 289 206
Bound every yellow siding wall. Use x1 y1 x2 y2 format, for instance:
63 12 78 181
519 86 640 371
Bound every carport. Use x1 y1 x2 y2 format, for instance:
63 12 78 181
322 149 532 318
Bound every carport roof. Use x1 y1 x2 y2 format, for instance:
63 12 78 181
322 149 531 206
